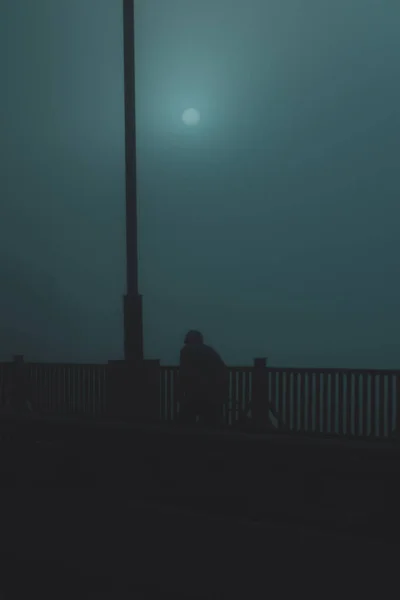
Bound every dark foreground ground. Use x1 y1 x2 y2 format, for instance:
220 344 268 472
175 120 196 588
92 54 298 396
0 417 400 597
0 492 399 599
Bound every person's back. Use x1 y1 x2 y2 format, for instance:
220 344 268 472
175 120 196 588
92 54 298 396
178 330 227 426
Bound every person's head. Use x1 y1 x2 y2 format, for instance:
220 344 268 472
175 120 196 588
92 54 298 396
184 330 204 345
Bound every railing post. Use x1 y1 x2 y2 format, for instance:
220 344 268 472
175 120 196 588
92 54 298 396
107 358 160 422
251 357 269 430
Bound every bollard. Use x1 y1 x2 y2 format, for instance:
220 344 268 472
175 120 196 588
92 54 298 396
251 358 270 431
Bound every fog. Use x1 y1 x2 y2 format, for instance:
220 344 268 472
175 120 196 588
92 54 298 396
1 0 399 368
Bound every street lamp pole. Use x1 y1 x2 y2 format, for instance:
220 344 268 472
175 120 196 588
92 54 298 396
122 0 143 363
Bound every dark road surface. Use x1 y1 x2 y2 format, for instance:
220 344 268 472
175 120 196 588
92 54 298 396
0 417 399 597
0 492 399 598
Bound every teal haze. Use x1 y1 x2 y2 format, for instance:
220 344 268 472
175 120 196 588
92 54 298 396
1 0 399 367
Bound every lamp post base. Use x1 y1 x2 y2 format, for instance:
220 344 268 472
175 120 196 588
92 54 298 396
107 359 160 423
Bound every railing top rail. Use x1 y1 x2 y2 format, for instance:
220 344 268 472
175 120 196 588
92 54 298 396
161 365 400 375
1 361 399 377
10 362 109 369
160 365 254 371
266 366 400 376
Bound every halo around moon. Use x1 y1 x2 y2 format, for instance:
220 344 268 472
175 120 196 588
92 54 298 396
182 108 200 126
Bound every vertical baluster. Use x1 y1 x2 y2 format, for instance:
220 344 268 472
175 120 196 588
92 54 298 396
315 373 321 434
89 366 94 416
159 368 165 421
70 365 74 415
37 366 42 414
42 366 48 414
226 368 231 425
225 369 231 426
388 374 394 436
31 364 37 413
167 368 173 423
96 366 99 416
58 365 63 416
289 371 295 430
93 366 98 416
273 370 279 424
239 370 245 419
73 366 77 416
74 366 78 416
279 370 284 427
346 373 352 436
330 373 336 435
76 365 80 415
166 368 171 422
52 364 56 414
98 366 102 416
54 365 59 415
171 367 176 422
74 365 78 415
96 365 101 416
68 365 72 416
172 368 179 422
60 365 65 415
86 366 91 417
395 374 400 437
162 368 167 422
163 368 168 422
63 366 67 415
270 371 277 428
336 372 344 435
43 364 47 414
103 365 107 415
237 369 243 422
76 365 79 416
244 369 252 419
276 370 283 426
299 372 306 432
307 372 314 432
86 365 91 417
361 373 369 437
90 366 93 416
321 373 329 434
90 366 95 416
378 374 385 438
56 365 61 416
56 365 61 414
235 369 240 422
46 365 51 414
87 366 91 416
370 373 377 438
354 373 361 437
292 372 299 432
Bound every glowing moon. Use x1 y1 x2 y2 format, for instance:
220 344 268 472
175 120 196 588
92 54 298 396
182 108 200 126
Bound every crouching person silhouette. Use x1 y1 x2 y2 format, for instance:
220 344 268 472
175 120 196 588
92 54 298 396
178 330 228 428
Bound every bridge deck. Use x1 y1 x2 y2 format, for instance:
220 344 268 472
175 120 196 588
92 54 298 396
1 412 399 451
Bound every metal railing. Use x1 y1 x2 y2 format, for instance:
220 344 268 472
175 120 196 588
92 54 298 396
0 359 107 417
1 357 399 438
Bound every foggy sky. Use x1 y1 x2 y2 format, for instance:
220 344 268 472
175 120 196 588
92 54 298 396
1 0 400 368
